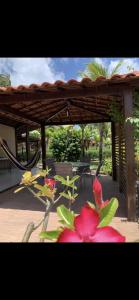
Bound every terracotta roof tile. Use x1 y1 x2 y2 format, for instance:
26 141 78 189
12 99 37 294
0 71 139 94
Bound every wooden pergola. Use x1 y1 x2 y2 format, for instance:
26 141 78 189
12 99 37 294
0 72 139 221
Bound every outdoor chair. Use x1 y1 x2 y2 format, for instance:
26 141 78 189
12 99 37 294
76 157 91 187
79 156 91 174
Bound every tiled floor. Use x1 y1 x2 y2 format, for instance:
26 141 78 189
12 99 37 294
0 173 139 242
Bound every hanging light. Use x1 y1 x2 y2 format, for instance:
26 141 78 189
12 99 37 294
67 109 69 117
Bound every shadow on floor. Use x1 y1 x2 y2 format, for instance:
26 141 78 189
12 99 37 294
0 174 127 218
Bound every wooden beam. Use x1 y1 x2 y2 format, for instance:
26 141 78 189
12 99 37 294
111 122 117 181
45 104 68 123
45 119 111 126
69 100 110 118
32 102 67 119
123 89 136 221
41 124 46 170
21 99 66 115
26 127 30 162
15 127 18 158
0 84 128 104
0 105 40 126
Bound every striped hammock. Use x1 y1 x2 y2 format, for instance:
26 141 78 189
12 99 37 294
0 137 41 171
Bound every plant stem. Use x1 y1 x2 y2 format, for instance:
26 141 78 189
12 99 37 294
39 202 53 242
22 222 35 242
22 187 69 242
27 187 47 206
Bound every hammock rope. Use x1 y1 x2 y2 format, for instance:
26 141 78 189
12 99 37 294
0 137 41 171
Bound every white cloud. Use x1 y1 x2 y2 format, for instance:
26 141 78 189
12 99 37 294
0 58 65 86
108 58 139 75
94 57 106 66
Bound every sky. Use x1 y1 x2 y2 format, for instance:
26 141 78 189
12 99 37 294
0 57 139 86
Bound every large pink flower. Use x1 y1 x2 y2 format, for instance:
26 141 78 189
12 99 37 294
93 177 110 209
57 204 125 243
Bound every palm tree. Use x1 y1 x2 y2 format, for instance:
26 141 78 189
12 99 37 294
0 74 11 86
80 60 124 163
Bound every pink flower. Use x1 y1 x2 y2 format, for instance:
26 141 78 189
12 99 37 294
44 178 56 189
93 177 110 209
57 204 125 243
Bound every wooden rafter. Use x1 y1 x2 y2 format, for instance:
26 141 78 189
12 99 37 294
69 100 110 118
45 104 68 123
0 105 40 125
0 84 128 105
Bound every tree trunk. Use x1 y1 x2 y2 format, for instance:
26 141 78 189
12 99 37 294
81 126 85 158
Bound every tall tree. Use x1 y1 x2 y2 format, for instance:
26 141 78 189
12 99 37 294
80 60 124 163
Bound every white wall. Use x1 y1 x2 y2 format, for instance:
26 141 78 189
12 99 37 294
0 124 16 157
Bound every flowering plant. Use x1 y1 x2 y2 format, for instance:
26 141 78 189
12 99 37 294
15 168 126 242
40 177 126 243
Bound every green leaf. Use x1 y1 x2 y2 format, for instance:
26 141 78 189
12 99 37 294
57 205 75 229
70 175 80 184
87 201 96 209
58 219 74 229
54 175 67 185
60 192 72 200
54 175 65 182
98 198 118 227
39 230 60 240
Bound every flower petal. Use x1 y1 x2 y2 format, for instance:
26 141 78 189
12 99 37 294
93 177 103 207
57 228 82 242
74 204 99 239
90 226 126 242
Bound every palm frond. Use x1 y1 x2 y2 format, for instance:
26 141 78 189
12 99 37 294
110 60 124 77
85 61 108 79
78 71 89 78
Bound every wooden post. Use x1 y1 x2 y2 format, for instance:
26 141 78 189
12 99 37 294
123 89 136 221
118 123 123 192
26 127 30 162
41 124 46 170
111 122 116 181
15 127 18 158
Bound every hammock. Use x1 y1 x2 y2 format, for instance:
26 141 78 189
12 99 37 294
0 137 41 171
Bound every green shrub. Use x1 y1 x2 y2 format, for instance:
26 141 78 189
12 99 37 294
87 147 112 160
50 129 81 162
101 158 112 175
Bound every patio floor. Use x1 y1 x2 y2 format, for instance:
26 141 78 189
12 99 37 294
0 174 139 242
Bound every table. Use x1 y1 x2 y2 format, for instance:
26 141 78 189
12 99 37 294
68 161 90 174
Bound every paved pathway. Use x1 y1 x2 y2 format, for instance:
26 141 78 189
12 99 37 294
0 174 138 242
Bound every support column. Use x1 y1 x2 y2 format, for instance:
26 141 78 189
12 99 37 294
26 127 30 162
118 123 123 192
123 89 136 221
111 122 116 181
41 124 46 170
15 127 18 158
